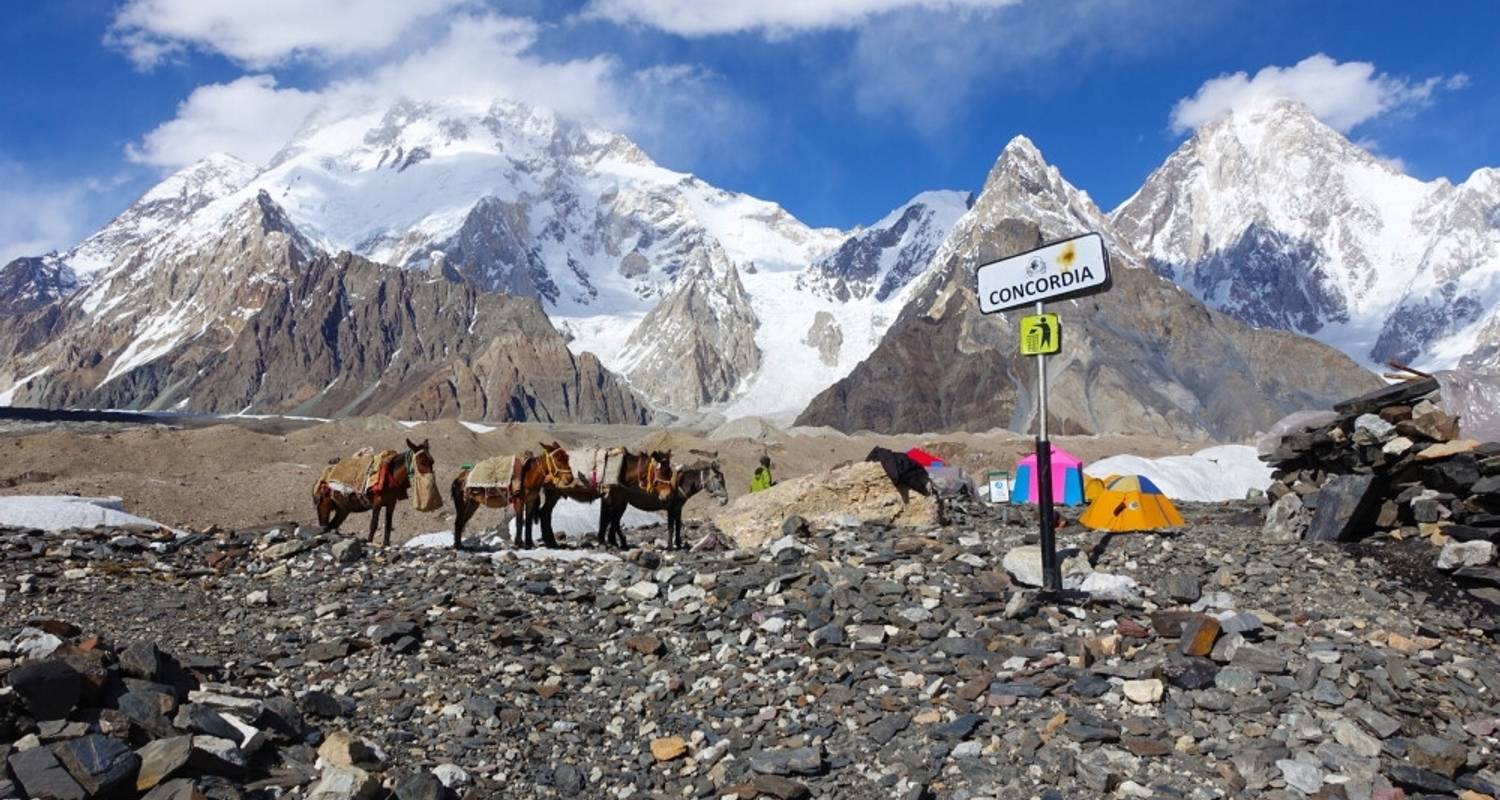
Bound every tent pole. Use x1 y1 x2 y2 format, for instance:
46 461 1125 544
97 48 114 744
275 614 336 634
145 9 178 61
1035 300 1061 594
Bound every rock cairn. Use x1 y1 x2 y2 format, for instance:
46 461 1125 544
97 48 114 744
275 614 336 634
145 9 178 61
1261 377 1500 606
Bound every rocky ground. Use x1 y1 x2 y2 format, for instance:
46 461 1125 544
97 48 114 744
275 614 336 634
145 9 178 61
2 500 1498 799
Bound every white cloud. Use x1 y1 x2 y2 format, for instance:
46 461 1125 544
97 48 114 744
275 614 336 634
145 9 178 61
0 166 119 264
584 0 1019 36
126 14 744 171
126 76 321 168
108 0 471 69
844 0 1204 134
1171 54 1468 134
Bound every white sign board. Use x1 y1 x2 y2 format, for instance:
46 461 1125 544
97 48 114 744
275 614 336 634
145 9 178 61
987 471 1010 504
976 232 1111 315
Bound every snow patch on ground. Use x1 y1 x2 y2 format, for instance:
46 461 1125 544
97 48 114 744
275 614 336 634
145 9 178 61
1085 445 1271 502
460 421 497 434
404 499 660 551
0 496 172 532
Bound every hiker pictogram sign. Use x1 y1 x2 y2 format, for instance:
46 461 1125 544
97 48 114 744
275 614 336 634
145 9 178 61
1019 313 1060 356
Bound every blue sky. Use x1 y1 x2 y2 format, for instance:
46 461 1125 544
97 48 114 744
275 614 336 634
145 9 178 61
3 0 1497 262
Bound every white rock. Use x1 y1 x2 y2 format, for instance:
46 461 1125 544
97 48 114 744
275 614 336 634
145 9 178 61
667 584 706 604
1276 759 1325 795
951 741 983 758
433 764 470 788
767 535 804 557
245 590 270 606
1383 436 1415 456
624 581 659 602
10 628 64 660
1001 545 1092 589
1079 572 1140 602
1436 539 1494 570
1353 413 1394 444
1122 679 1164 704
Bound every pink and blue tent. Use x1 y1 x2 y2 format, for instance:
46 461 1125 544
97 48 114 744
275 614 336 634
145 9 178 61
1012 447 1086 506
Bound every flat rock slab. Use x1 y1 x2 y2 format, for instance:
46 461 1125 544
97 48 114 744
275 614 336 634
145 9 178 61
1306 474 1381 542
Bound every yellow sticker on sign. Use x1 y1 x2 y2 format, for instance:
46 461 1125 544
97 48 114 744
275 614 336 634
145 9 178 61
1019 313 1061 356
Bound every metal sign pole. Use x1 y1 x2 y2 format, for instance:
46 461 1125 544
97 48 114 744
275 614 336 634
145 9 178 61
1034 300 1061 594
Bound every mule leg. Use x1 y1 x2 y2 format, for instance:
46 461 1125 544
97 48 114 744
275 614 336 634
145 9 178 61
597 494 611 549
382 503 394 548
367 503 380 543
523 496 537 549
537 492 561 549
451 482 472 550
316 496 331 531
670 502 682 550
511 499 529 550
610 502 629 550
328 504 350 534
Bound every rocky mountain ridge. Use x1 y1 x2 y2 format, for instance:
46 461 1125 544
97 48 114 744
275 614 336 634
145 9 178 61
798 137 1382 440
0 189 648 423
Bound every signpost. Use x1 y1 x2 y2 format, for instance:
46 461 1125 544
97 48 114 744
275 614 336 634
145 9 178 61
976 232 1112 594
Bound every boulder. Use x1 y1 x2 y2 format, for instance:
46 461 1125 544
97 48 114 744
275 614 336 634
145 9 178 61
1002 545 1092 590
1305 475 1381 542
317 731 381 769
1352 414 1394 444
1078 572 1140 602
7 745 87 800
713 462 940 549
8 659 82 720
1334 378 1439 416
1436 539 1494 570
1263 493 1305 541
306 766 381 800
136 736 192 791
54 734 140 798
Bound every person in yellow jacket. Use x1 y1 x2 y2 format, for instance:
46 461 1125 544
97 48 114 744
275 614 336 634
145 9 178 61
749 455 775 493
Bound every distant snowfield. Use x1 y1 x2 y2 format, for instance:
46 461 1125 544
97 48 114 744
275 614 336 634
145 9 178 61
1085 445 1272 502
0 496 172 532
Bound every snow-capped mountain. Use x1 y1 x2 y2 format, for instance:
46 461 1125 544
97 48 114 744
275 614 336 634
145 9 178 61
801 190 970 303
799 135 1380 439
1112 98 1500 373
0 98 966 421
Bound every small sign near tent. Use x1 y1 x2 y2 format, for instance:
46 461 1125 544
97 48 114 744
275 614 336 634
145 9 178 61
1013 446 1086 507
986 470 1010 504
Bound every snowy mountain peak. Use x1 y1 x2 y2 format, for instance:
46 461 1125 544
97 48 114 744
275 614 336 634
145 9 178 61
139 153 259 206
1113 97 1500 375
802 190 968 304
62 152 261 280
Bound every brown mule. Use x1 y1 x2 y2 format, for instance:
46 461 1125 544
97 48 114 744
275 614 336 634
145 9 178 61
536 448 674 549
451 442 576 550
314 439 439 547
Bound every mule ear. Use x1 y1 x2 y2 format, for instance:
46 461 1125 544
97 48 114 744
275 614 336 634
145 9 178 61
406 438 418 451
422 438 430 450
